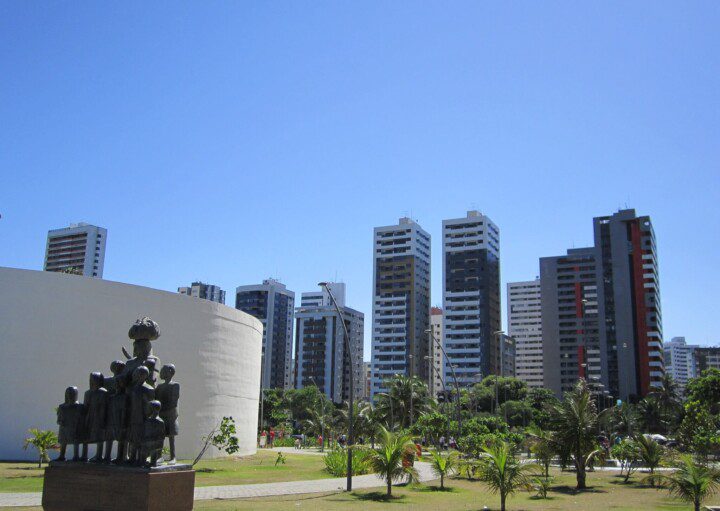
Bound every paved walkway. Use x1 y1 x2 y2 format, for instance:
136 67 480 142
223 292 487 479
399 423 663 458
0 458 435 508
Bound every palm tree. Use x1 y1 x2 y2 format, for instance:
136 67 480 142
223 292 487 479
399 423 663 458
635 435 663 485
367 426 419 497
429 450 459 490
23 429 58 468
527 425 556 478
477 441 538 511
600 401 639 438
374 375 433 429
649 373 681 411
552 379 600 489
637 396 670 435
654 454 720 511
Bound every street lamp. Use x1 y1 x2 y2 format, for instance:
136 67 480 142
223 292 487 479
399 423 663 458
425 328 462 437
319 282 355 491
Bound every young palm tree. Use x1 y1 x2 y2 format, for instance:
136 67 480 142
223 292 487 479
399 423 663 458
635 435 663 485
23 429 58 468
374 375 433 429
429 450 459 490
368 426 419 497
527 425 556 478
552 379 599 489
654 454 720 511
477 441 538 511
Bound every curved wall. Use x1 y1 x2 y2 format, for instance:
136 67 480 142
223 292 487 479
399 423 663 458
0 267 262 461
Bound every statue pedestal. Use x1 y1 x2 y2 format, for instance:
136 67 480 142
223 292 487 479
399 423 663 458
42 462 195 511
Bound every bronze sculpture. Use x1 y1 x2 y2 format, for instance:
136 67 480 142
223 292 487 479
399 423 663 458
56 387 83 462
156 364 180 464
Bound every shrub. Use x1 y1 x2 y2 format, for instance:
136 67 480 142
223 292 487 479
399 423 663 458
323 448 371 476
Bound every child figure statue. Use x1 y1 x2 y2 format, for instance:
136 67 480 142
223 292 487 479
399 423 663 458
103 360 126 463
155 364 180 463
83 372 108 462
56 386 83 461
127 366 155 465
141 400 165 467
106 373 130 463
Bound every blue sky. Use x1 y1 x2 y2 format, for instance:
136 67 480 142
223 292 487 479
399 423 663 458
1 2 718 358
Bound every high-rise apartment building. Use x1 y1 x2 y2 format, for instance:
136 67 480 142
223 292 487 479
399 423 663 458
442 211 501 388
370 217 431 398
178 282 226 304
693 346 720 375
507 279 544 388
294 283 363 404
428 307 444 398
541 209 664 402
664 337 698 391
44 223 107 278
235 279 295 389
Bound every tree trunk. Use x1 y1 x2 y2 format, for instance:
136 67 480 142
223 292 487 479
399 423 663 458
694 497 700 511
440 474 444 489
38 455 42 469
387 480 392 497
576 455 586 489
501 492 506 511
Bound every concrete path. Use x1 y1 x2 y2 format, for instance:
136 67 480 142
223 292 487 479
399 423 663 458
0 461 435 508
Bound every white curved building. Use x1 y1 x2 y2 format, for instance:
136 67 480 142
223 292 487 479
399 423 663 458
0 267 262 461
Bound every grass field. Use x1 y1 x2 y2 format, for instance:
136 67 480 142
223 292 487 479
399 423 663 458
0 450 330 493
190 468 697 511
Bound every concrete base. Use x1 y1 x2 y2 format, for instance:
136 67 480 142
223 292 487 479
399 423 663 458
42 462 195 510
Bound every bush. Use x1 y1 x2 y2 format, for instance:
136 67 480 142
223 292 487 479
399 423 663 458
272 437 296 448
323 448 371 476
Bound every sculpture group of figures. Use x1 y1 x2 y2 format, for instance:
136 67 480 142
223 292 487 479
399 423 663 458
55 318 180 468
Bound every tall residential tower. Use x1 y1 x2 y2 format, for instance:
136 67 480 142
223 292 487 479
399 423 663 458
178 281 226 304
236 279 295 389
370 217 431 398
507 279 544 388
442 211 501 388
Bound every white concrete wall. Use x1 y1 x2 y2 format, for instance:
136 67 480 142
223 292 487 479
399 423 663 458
0 267 262 461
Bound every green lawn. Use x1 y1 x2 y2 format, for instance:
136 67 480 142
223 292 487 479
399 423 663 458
0 450 330 493
194 468 698 511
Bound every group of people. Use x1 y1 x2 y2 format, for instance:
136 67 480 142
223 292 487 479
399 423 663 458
55 318 180 468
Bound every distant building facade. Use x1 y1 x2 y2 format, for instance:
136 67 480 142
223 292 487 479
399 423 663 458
442 211 501 388
664 337 698 392
236 279 295 389
294 283 364 404
370 217 431 398
44 223 107 278
429 307 444 397
541 209 664 402
178 282 226 304
507 279 543 387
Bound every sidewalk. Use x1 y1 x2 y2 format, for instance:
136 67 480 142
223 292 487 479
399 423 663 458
0 461 436 508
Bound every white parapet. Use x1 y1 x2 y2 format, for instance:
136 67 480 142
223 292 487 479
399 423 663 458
0 267 263 461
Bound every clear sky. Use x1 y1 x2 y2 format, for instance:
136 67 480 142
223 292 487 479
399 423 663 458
2 2 718 359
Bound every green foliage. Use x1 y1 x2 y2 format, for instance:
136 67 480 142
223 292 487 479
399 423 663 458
677 400 720 459
524 387 559 429
374 375 433 430
635 435 663 484
274 452 287 466
600 402 640 437
367 426 419 496
498 400 534 428
551 379 599 489
654 454 720 511
271 437 296 448
456 416 522 459
527 425 555 477
412 411 448 447
23 429 58 468
611 439 639 482
465 376 528 414
477 441 539 511
210 416 240 455
531 475 554 499
323 448 371 476
428 450 459 489
685 368 720 414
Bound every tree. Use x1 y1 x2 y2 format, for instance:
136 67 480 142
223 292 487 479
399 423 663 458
648 373 681 413
611 439 639 483
367 426 418 497
498 400 534 428
637 396 670 434
374 375 432 430
412 411 448 448
654 454 720 511
685 368 720 415
23 429 58 468
551 379 600 489
527 425 556 478
477 441 538 511
677 401 720 461
600 402 639 438
429 450 459 490
524 387 559 430
635 435 663 486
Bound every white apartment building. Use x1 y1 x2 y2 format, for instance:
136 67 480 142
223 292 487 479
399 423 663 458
294 283 363 404
507 279 544 388
663 337 697 391
442 211 501 388
44 223 107 278
371 217 431 399
178 281 226 304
